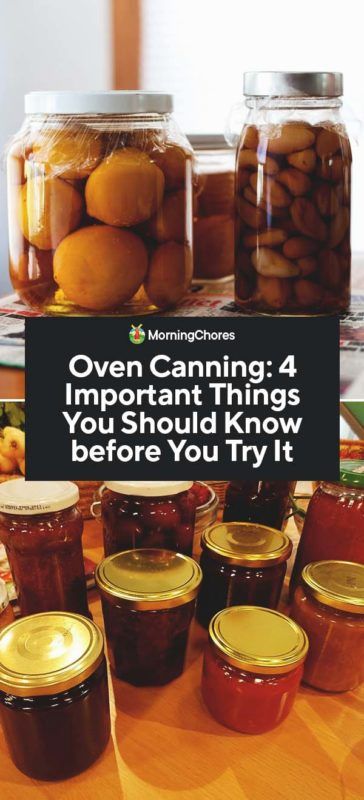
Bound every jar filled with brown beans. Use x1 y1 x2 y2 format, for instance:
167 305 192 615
235 72 351 315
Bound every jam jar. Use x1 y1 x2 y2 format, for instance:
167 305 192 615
188 481 219 555
100 481 195 556
190 135 235 282
291 561 364 692
96 548 202 686
201 606 308 733
196 522 292 628
235 72 351 315
0 578 13 630
223 480 296 529
0 612 110 780
290 461 364 596
7 91 193 315
0 479 90 617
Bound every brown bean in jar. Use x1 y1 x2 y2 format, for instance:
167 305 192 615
7 92 193 315
235 72 351 315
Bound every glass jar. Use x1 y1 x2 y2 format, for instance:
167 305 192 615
0 578 13 630
96 548 202 686
196 522 292 628
223 480 296 529
0 479 89 617
291 561 364 692
190 135 235 282
235 72 351 315
100 480 195 556
201 606 308 733
290 461 364 595
0 612 110 780
7 91 193 315
188 481 219 554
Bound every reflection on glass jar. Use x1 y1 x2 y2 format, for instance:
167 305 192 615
96 548 202 686
290 462 364 596
189 135 235 282
235 72 351 315
291 561 364 692
0 479 89 617
7 92 193 315
0 613 110 780
101 481 195 556
201 606 308 733
223 480 296 529
196 522 292 628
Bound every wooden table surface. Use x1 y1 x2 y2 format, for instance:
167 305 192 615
0 367 24 400
1 519 364 800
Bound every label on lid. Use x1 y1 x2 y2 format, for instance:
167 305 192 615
104 481 192 497
0 479 79 515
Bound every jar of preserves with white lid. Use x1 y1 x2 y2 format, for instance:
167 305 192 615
0 479 89 617
190 135 235 282
235 72 351 315
7 91 193 315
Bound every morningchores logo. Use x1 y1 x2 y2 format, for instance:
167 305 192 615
146 328 236 343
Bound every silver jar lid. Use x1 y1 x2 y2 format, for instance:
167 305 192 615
243 72 343 98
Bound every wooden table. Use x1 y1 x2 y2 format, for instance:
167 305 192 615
0 367 24 399
1 518 364 799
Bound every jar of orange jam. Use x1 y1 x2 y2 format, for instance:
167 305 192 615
7 91 193 315
201 606 308 733
290 461 364 595
291 561 364 692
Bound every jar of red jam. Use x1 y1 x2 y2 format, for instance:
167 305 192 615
196 522 292 628
201 606 308 733
96 548 202 686
291 560 364 692
0 479 89 617
0 578 13 630
0 612 110 780
223 480 296 529
100 481 195 556
290 462 364 596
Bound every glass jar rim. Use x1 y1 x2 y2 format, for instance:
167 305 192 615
302 561 364 614
202 522 292 567
209 606 308 674
0 478 79 515
0 612 104 697
95 548 202 610
25 91 173 116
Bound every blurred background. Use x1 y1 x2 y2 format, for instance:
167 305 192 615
0 0 363 294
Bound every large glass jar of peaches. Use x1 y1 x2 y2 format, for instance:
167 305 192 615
7 92 193 315
235 72 351 315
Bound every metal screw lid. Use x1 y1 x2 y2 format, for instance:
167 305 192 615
243 72 343 98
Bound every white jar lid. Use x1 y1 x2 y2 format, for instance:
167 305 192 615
25 91 173 116
0 479 79 515
104 481 193 497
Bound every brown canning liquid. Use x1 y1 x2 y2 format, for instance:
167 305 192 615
235 122 351 314
8 118 193 315
0 659 110 780
0 506 90 617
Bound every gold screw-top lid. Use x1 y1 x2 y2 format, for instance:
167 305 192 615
0 612 104 697
209 606 308 674
302 561 364 614
202 522 292 567
96 549 202 610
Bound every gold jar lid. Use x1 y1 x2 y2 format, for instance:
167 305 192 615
96 548 202 610
209 606 308 674
302 561 364 614
202 522 292 567
0 612 104 697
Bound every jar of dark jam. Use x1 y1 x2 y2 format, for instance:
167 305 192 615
223 480 296 529
96 548 202 686
100 481 195 556
291 561 364 692
0 479 89 617
196 522 292 628
201 606 308 733
0 612 110 780
290 462 364 596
